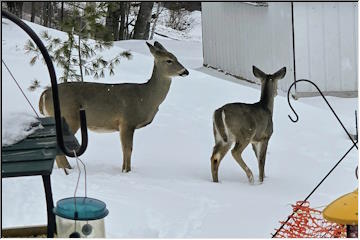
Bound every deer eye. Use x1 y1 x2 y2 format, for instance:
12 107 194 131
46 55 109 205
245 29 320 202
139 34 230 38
166 59 173 64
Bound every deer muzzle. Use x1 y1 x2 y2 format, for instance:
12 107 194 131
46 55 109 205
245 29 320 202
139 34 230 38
179 69 189 77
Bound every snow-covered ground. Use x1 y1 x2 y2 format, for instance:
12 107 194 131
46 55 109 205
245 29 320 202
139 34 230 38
2 10 358 238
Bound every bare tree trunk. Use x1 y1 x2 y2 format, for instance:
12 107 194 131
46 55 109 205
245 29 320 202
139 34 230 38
42 2 49 27
105 4 113 38
30 2 36 22
6 2 16 14
6 2 23 18
119 2 126 40
125 3 130 39
133 2 154 39
105 3 121 41
48 2 52 28
60 2 64 30
150 3 162 40
144 21 151 40
78 34 84 82
16 2 23 18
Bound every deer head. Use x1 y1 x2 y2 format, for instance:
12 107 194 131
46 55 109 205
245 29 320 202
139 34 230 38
253 65 286 97
146 41 189 78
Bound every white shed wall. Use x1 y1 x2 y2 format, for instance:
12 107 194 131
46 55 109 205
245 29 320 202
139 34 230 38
293 2 358 94
202 2 295 93
202 2 358 95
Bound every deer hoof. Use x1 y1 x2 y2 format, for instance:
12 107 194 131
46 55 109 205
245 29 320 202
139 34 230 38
248 174 254 184
63 168 69 175
122 167 131 173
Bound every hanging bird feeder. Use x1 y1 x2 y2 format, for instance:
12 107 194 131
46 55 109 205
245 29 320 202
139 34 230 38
54 197 109 238
322 189 358 238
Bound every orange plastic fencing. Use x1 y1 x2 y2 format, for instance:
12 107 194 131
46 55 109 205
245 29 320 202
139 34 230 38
274 201 347 238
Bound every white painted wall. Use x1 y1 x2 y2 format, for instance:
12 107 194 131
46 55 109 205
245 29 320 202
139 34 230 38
293 2 358 94
202 2 295 93
202 2 358 95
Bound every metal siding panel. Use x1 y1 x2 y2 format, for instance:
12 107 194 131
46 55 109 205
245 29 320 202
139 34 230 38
268 3 295 92
338 3 357 91
355 3 358 91
293 3 311 88
203 2 357 94
202 3 294 92
309 4 326 91
201 3 209 66
293 2 357 93
323 2 341 92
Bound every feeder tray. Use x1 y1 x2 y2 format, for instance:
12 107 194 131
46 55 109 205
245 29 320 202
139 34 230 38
322 189 358 225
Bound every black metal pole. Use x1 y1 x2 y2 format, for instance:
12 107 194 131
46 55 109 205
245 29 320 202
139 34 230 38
355 110 358 141
2 10 88 157
42 175 55 237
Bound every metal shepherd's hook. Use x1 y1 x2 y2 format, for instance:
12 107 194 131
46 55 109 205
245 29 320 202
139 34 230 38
287 79 358 149
2 10 88 157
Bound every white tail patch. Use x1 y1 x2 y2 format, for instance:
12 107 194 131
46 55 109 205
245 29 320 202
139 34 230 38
222 110 234 142
41 93 50 116
213 111 224 143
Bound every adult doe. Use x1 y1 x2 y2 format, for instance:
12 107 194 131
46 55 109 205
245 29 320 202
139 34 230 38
210 66 286 184
39 41 189 173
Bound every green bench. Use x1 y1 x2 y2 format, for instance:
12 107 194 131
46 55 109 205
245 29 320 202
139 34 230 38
2 117 79 238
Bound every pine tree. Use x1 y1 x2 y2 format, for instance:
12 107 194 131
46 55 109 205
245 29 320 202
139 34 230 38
25 3 132 83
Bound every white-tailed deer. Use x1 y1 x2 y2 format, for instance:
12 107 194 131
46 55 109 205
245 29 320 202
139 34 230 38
39 41 189 173
210 66 286 184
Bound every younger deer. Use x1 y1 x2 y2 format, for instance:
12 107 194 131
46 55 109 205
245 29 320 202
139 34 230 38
210 66 286 184
39 41 189 173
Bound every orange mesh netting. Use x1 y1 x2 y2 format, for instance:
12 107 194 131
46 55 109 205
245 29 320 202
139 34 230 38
274 201 347 238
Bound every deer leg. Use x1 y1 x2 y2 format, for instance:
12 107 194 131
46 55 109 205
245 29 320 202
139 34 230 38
232 142 254 184
211 143 231 182
258 140 269 182
55 120 80 175
55 156 71 175
120 125 135 173
251 142 261 159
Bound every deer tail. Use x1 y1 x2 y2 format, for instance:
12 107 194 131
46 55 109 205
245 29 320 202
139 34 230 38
38 89 49 115
213 108 228 143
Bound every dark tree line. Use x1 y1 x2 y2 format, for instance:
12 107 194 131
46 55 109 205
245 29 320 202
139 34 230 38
3 2 201 41
104 2 155 40
3 2 158 41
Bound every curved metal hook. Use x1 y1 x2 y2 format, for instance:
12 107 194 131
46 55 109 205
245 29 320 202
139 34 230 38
288 79 358 149
287 81 299 122
356 166 358 180
2 10 88 157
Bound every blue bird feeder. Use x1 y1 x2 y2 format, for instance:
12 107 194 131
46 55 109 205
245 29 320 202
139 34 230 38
54 197 109 238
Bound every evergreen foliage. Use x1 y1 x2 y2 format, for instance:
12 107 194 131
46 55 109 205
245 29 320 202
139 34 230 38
25 3 132 83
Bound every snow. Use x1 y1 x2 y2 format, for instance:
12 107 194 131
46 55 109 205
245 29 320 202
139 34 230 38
2 112 41 146
153 8 202 42
2 10 358 238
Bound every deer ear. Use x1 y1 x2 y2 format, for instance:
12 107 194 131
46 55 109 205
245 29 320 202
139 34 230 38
154 41 167 51
272 67 286 80
253 65 266 79
146 42 158 56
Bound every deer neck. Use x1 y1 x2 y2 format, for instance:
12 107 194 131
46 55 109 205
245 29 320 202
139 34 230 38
259 80 276 115
145 63 172 106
